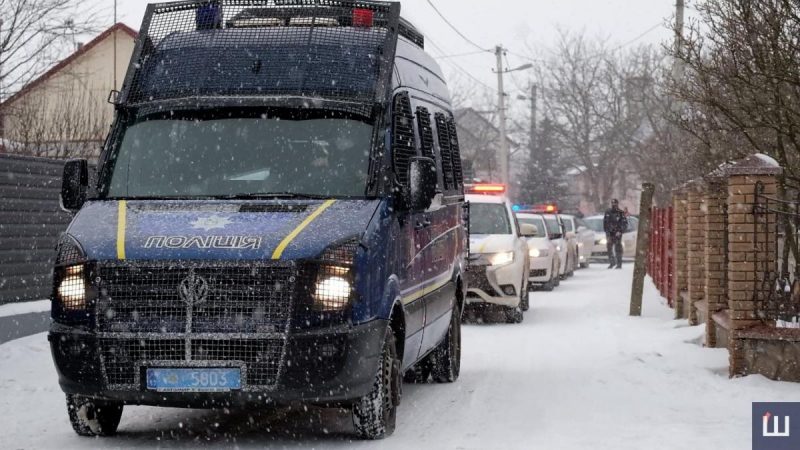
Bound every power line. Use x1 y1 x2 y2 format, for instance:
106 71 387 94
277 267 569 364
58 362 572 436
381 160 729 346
426 36 496 92
425 0 492 53
507 22 663 65
435 50 490 60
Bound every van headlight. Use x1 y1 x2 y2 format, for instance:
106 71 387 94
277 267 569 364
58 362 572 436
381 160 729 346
488 251 514 266
313 265 353 311
56 264 87 310
529 248 549 258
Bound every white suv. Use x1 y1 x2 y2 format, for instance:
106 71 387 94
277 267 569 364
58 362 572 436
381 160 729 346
465 194 531 322
516 213 560 291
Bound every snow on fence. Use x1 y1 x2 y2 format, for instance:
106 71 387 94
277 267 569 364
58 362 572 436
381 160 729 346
0 154 71 304
646 154 800 382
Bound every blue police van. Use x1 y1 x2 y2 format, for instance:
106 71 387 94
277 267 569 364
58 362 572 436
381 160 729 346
50 0 466 440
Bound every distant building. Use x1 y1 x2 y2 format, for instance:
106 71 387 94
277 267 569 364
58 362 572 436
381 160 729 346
0 23 137 160
565 164 641 216
454 107 519 184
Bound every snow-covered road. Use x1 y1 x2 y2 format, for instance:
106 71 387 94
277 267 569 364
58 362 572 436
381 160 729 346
1 265 797 449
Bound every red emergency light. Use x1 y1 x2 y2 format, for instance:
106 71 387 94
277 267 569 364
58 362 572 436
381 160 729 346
526 203 559 214
352 8 374 27
468 183 506 194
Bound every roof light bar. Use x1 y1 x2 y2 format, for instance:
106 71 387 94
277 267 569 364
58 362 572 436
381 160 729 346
468 183 506 194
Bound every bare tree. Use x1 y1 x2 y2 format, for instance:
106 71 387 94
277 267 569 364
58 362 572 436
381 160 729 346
537 32 647 211
0 0 100 100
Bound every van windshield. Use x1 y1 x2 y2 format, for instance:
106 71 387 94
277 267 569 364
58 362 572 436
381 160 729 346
106 113 373 198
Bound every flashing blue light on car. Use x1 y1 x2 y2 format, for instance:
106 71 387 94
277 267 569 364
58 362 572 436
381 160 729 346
512 204 521 212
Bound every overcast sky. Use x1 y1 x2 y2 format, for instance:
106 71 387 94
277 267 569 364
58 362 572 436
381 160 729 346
95 0 678 95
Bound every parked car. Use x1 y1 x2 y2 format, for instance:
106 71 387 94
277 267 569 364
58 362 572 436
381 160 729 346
50 2 467 440
465 189 532 321
542 214 574 279
585 215 639 262
560 215 594 268
516 213 560 291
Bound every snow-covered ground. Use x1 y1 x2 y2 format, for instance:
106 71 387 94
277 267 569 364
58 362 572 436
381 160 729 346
1 265 797 449
0 299 49 318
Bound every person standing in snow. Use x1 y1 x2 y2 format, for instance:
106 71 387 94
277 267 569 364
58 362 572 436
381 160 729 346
603 199 628 269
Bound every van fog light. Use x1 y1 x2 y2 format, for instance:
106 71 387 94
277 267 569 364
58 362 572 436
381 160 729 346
314 275 352 311
58 265 86 310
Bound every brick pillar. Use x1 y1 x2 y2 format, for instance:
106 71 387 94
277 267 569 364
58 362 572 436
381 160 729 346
704 178 727 347
686 183 706 326
672 190 689 320
725 155 782 377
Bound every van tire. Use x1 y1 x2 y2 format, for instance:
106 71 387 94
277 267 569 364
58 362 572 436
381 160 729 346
353 327 400 440
66 395 123 437
431 305 461 383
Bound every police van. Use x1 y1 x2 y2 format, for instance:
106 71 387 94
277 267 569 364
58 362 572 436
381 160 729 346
50 0 466 440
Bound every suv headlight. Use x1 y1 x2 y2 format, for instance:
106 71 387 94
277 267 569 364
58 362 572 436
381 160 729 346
488 251 514 266
596 238 607 245
529 248 549 258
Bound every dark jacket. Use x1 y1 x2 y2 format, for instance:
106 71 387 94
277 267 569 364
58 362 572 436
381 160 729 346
603 207 628 236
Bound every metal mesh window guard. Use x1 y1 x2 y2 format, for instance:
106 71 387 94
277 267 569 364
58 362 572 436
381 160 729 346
121 0 401 112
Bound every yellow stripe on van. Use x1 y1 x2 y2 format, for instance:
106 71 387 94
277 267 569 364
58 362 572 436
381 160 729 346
116 200 127 260
271 199 336 260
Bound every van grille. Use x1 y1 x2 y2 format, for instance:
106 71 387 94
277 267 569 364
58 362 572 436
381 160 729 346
95 261 295 390
96 263 295 333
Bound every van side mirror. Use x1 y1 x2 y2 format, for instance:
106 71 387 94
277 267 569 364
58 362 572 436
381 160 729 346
520 223 538 237
408 156 437 211
61 159 88 212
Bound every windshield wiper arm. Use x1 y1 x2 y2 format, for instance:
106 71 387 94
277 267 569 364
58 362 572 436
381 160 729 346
218 192 330 200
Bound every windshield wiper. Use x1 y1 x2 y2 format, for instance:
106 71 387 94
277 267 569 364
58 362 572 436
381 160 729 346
217 192 331 200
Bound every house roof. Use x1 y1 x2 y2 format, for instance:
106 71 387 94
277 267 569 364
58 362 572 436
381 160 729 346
454 107 520 147
1 23 138 108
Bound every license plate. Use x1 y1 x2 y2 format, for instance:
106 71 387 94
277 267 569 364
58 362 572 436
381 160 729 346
146 368 241 392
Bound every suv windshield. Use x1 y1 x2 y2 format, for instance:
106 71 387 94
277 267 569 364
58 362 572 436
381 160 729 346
470 203 512 235
518 217 547 237
585 217 604 232
106 112 373 198
543 215 562 236
561 217 574 232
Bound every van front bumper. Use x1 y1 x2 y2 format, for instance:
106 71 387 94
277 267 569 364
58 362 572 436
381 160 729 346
48 320 385 407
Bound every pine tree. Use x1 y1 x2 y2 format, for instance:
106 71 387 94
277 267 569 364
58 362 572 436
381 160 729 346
516 117 568 206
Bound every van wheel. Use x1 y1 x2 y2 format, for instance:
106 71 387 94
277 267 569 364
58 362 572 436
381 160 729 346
431 305 461 383
353 327 400 440
505 306 523 324
66 395 123 437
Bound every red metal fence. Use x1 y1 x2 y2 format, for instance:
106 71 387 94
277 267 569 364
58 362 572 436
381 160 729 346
646 206 674 307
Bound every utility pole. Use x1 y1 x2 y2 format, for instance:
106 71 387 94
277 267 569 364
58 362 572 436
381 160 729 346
495 45 509 186
529 83 537 154
113 0 118 89
671 0 685 83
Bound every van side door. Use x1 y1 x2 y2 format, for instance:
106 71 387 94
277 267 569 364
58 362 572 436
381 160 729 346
392 91 426 367
418 107 462 354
